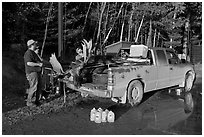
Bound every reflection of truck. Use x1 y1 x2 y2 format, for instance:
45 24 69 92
63 45 196 106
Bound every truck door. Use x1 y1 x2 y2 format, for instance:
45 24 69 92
144 50 157 92
155 49 170 89
166 50 183 86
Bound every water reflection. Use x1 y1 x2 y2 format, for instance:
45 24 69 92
108 92 194 131
147 92 194 130
183 92 194 113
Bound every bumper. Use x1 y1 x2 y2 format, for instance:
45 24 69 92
63 80 112 98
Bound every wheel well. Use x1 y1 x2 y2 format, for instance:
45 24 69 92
126 78 145 92
185 70 196 84
185 70 195 80
186 70 193 76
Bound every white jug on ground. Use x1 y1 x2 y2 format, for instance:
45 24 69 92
107 110 115 123
90 108 96 121
95 109 102 123
101 109 109 122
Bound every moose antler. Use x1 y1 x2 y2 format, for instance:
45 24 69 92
81 39 93 63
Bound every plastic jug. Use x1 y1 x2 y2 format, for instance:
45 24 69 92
107 110 115 123
98 108 103 113
90 108 96 121
101 109 109 122
95 109 102 123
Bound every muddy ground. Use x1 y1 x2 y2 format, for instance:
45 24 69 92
2 64 202 135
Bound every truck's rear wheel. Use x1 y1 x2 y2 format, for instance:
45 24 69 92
127 80 143 106
185 73 194 92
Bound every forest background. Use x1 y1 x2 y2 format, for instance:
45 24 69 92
2 2 202 61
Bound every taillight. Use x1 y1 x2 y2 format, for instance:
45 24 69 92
106 67 114 97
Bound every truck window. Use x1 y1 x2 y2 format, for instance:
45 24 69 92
166 50 180 64
156 50 167 66
147 50 153 65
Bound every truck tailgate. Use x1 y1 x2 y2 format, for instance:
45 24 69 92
65 81 110 98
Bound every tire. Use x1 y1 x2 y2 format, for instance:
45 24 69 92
184 92 194 113
184 72 194 92
127 80 143 106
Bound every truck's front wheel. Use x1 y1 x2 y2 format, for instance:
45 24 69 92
185 72 194 92
127 80 143 106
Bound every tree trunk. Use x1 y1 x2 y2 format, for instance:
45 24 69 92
82 2 92 36
102 3 124 46
183 15 191 62
128 7 133 42
135 15 144 43
141 30 143 44
104 3 109 40
41 2 53 57
157 31 160 47
120 21 125 42
145 33 147 45
134 24 137 42
153 29 157 47
96 2 106 47
146 19 152 47
120 5 127 42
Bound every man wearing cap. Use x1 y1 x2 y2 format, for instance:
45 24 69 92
75 48 84 62
24 39 43 106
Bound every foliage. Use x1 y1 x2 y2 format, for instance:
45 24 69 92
2 2 202 57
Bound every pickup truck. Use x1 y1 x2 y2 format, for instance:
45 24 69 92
63 45 196 106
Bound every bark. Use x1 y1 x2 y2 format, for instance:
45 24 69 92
104 3 109 40
120 21 125 42
82 2 92 36
134 24 137 42
120 5 127 42
141 30 143 44
157 31 160 47
135 15 144 43
128 8 134 42
183 16 191 62
146 19 152 47
153 29 157 47
96 2 106 45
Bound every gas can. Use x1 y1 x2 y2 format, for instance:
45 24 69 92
95 109 102 123
107 110 115 123
90 108 96 121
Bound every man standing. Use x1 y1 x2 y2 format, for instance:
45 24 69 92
24 39 43 106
